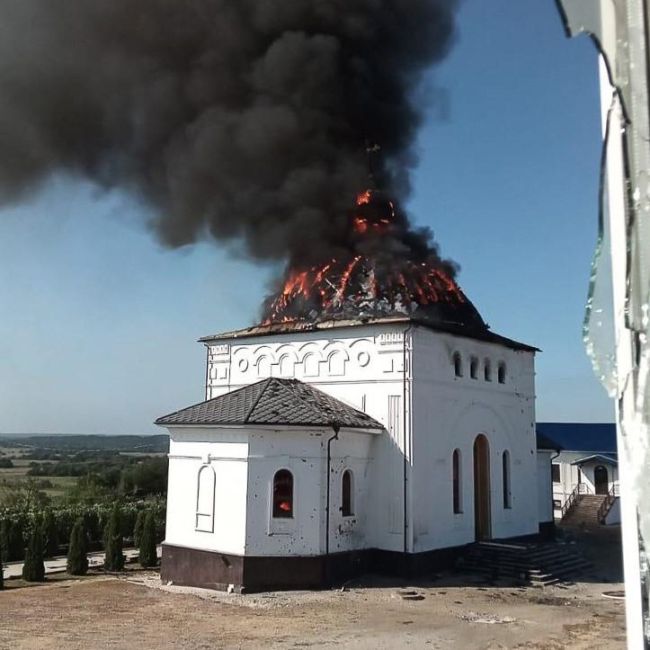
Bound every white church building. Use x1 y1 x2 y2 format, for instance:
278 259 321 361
156 315 553 592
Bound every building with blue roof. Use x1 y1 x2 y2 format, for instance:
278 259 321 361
536 422 619 524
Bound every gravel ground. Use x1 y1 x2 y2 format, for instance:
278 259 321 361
0 571 626 649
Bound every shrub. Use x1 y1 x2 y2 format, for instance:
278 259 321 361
42 509 59 557
133 510 145 549
6 518 24 562
103 504 124 572
22 519 45 582
139 511 157 569
66 518 88 576
0 519 8 564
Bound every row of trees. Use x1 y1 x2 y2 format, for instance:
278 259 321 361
0 500 165 562
26 455 168 498
0 505 160 588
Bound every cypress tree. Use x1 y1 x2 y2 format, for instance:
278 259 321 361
0 519 8 565
133 510 145 549
6 518 24 562
103 504 124 572
139 511 157 568
42 509 59 558
22 519 45 582
66 518 89 576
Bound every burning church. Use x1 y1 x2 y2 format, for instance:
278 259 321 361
154 188 551 592
0 1 553 591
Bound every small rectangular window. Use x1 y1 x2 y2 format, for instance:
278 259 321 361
452 449 463 514
342 470 354 517
552 464 561 484
553 499 562 510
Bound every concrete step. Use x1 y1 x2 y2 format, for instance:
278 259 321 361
458 541 591 585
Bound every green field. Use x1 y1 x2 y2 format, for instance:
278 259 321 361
0 456 80 503
0 434 168 506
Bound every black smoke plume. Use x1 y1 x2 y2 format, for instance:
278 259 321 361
0 1 458 266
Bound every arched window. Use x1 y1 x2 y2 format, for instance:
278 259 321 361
303 353 320 377
502 450 512 509
342 470 354 517
470 357 479 379
498 362 507 384
328 350 347 376
278 354 294 377
452 449 463 514
272 469 294 519
484 359 492 382
196 465 216 532
453 352 463 377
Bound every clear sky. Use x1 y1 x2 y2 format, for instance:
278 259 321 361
0 0 614 434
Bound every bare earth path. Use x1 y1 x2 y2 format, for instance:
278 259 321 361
0 573 626 649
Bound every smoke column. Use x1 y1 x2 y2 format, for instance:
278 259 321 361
0 1 458 265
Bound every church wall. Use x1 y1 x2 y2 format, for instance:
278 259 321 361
201 322 539 557
326 430 376 554
409 328 538 552
206 323 410 553
244 428 376 556
165 426 249 556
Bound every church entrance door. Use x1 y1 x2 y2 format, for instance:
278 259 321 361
473 434 492 541
594 465 609 495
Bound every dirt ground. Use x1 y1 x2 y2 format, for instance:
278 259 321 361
0 569 626 650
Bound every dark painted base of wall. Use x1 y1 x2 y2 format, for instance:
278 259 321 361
161 544 245 592
162 526 556 592
161 543 465 593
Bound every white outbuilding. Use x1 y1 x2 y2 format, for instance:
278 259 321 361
156 315 550 592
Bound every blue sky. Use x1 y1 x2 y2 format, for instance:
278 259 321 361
0 0 614 434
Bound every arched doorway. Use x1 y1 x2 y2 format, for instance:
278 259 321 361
594 465 609 495
473 434 492 541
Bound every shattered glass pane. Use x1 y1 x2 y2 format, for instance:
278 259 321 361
583 102 618 398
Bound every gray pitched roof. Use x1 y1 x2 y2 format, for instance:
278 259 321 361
199 316 538 353
155 378 384 430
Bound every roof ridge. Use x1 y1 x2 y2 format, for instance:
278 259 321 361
244 377 275 423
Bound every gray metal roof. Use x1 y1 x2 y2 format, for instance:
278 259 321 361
155 378 384 430
198 316 538 353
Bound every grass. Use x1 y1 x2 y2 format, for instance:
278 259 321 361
0 460 80 504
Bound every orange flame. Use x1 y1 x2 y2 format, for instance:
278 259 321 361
357 190 372 205
262 189 465 324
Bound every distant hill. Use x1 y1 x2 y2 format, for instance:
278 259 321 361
0 434 169 453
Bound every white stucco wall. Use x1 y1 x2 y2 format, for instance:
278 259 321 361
409 328 538 551
536 450 554 524
206 323 409 553
245 428 376 556
162 320 539 558
165 427 249 555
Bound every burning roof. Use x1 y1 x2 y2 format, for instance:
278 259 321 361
261 189 487 333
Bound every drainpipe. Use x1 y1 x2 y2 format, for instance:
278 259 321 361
403 324 414 558
325 421 341 585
